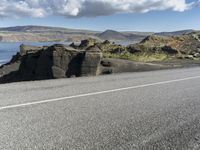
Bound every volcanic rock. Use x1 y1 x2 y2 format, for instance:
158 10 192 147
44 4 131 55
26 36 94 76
0 43 102 83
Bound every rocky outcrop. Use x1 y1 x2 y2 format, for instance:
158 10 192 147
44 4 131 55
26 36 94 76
81 45 103 76
138 33 200 57
78 34 200 59
1 34 200 84
98 58 170 75
0 43 102 83
0 39 172 84
95 32 198 61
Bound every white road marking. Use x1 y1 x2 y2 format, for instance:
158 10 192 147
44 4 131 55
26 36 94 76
1 75 200 111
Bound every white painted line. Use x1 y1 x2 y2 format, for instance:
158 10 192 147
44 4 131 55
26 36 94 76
1 75 200 111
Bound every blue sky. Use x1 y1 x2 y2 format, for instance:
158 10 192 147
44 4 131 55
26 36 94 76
0 0 199 32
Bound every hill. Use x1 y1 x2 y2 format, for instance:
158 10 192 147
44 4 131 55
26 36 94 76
0 25 198 44
98 30 127 40
0 25 98 33
155 30 194 36
0 25 151 43
97 30 150 43
0 25 100 42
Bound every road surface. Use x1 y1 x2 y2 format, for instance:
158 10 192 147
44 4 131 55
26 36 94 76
1 67 200 150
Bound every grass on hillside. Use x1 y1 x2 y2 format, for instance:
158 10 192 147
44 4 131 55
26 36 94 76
103 52 168 62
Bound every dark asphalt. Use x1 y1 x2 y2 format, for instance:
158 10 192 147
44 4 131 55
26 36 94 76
1 67 200 150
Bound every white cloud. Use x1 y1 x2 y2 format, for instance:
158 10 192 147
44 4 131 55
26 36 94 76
0 0 196 18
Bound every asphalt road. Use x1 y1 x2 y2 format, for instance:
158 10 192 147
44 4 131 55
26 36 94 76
1 67 200 150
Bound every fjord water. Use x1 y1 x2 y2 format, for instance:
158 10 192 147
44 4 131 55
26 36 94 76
0 42 69 65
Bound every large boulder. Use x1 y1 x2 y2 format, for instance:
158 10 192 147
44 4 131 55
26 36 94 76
50 44 85 78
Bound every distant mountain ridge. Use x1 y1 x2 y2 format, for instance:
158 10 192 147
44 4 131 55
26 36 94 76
0 25 100 42
0 25 98 33
155 30 194 36
0 25 197 43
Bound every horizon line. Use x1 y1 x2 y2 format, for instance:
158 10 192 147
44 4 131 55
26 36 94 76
0 24 199 33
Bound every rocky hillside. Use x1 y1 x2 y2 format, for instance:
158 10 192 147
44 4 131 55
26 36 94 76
99 32 200 61
137 32 200 58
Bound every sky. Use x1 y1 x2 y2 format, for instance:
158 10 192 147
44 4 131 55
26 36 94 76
0 0 200 32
